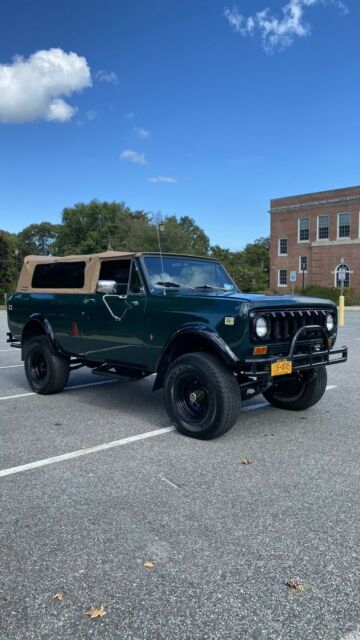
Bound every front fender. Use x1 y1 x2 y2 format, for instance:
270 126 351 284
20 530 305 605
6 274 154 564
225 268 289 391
152 324 239 391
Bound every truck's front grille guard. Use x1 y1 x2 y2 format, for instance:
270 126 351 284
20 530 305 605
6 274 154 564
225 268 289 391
250 308 334 343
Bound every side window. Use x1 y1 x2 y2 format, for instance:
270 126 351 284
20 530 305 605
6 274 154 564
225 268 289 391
129 262 145 294
99 260 131 295
32 262 85 288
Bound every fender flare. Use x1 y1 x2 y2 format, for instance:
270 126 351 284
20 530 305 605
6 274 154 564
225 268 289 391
21 314 61 356
152 324 239 391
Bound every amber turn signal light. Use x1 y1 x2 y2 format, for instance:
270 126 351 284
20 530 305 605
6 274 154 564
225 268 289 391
253 346 268 356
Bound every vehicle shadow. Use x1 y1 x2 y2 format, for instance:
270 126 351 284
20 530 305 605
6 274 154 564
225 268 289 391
67 374 170 428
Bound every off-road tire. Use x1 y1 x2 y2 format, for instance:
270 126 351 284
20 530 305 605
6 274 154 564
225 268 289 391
24 336 70 394
263 366 327 411
163 352 240 439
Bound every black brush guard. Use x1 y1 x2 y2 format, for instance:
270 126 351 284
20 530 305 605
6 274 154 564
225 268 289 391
243 325 347 378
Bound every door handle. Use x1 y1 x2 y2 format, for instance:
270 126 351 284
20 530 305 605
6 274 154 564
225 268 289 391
131 300 139 306
84 298 96 304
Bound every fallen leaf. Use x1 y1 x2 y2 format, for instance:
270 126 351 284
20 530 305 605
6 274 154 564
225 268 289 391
52 592 65 601
143 561 156 569
85 605 106 618
240 458 253 465
285 579 309 594
80 444 87 450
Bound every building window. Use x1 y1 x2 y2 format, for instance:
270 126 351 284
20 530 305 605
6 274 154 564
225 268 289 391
299 217 310 241
318 215 329 240
279 238 288 255
299 256 308 273
338 213 350 238
278 269 287 287
335 263 350 287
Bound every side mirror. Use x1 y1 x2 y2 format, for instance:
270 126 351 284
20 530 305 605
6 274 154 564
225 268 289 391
96 280 117 294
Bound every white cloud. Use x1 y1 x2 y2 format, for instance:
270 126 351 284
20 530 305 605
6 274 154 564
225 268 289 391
120 149 147 165
148 176 177 184
95 69 118 84
224 0 349 53
134 126 151 139
124 111 135 119
0 48 91 123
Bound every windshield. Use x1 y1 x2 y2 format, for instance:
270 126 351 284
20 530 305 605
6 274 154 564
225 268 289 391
143 256 237 291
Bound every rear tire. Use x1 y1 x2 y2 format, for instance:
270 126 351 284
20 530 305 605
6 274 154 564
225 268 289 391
163 352 240 439
263 366 327 411
24 336 70 394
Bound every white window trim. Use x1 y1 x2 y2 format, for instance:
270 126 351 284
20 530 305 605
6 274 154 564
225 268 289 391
317 214 329 241
278 269 287 287
278 238 288 256
334 263 352 287
298 217 310 243
298 256 308 274
337 212 351 240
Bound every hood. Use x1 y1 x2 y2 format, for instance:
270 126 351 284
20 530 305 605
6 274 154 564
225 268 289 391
238 293 336 310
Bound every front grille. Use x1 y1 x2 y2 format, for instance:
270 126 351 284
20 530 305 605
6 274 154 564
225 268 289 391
251 308 335 343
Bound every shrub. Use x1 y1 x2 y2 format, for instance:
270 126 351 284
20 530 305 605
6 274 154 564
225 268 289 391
295 284 360 305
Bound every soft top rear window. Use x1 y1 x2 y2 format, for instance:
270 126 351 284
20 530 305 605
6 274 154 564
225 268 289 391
31 262 86 289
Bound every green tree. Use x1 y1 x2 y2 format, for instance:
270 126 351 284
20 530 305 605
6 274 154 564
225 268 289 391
17 222 59 256
54 200 134 255
0 230 17 298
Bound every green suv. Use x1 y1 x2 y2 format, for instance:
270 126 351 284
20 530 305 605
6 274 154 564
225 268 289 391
6 251 347 438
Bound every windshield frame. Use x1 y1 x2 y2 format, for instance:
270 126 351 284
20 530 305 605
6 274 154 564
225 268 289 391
139 253 239 294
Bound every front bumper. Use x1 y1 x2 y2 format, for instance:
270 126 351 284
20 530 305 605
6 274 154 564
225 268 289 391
242 324 347 378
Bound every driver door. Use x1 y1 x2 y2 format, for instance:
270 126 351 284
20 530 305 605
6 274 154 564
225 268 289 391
79 259 148 367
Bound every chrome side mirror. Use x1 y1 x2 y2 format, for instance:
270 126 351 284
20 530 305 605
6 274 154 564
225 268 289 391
96 280 117 294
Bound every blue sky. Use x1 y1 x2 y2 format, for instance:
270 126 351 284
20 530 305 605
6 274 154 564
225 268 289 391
0 0 358 249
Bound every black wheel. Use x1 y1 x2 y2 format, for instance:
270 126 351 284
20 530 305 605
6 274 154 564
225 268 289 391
163 352 240 439
263 366 327 411
24 336 70 394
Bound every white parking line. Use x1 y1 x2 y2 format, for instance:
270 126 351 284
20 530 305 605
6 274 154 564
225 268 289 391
0 349 18 352
0 364 23 369
242 385 337 412
0 383 340 479
0 378 118 401
0 427 176 478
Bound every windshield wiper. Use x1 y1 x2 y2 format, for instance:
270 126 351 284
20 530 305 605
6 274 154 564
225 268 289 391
155 280 193 289
194 284 226 291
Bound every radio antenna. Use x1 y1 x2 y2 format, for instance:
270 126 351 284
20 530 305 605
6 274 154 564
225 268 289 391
156 222 166 296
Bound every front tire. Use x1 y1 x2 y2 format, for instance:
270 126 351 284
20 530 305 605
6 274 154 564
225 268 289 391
24 336 70 394
263 366 327 411
163 352 240 439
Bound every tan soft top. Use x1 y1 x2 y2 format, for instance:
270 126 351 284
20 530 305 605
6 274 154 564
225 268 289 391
17 251 138 294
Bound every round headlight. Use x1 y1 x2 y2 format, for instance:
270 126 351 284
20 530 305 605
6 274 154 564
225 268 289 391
326 313 335 333
255 316 269 338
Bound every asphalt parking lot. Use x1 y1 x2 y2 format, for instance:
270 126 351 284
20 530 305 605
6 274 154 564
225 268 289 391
0 311 359 640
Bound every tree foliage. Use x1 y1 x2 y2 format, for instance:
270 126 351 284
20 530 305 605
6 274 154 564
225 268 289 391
0 199 269 296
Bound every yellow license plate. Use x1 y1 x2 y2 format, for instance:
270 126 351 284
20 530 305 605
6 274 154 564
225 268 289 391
271 359 293 377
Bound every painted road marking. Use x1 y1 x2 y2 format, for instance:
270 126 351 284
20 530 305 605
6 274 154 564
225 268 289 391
0 364 23 370
0 427 176 478
0 383 339 478
0 378 118 401
0 349 19 353
242 385 337 412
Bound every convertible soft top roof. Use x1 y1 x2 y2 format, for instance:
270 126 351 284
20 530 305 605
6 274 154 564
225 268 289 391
17 251 138 294
16 250 219 294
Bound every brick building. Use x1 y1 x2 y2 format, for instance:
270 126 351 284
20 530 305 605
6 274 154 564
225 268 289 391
270 186 360 296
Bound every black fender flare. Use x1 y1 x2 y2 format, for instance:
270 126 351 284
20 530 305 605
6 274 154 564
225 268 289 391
152 324 239 391
21 314 61 357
